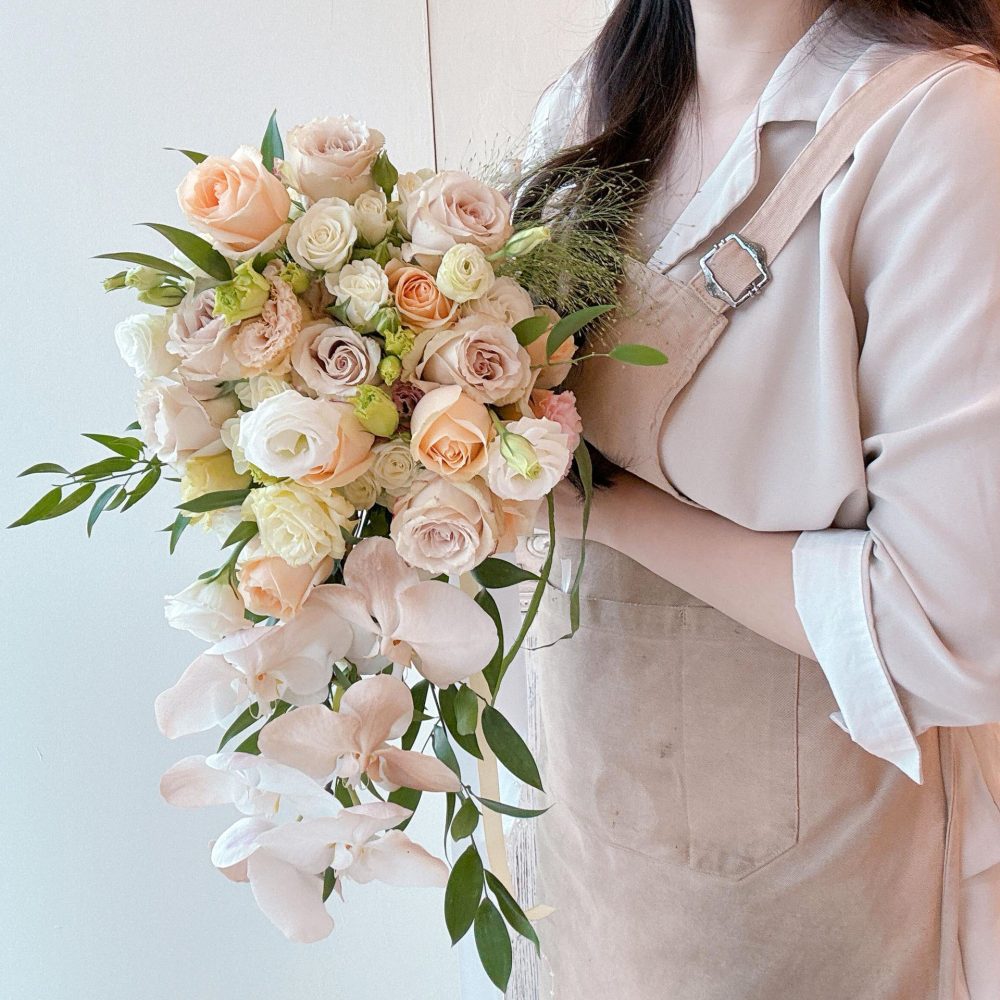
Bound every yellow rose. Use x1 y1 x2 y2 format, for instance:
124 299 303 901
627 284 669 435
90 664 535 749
180 450 251 528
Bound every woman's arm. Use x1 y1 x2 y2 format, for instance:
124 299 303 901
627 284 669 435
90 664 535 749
553 473 817 660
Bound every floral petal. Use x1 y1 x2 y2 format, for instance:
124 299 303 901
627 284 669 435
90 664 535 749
160 755 242 808
210 815 274 870
346 829 449 887
342 537 419 637
257 704 359 780
253 818 341 874
375 746 462 793
393 580 498 685
247 849 334 943
340 674 415 752
154 652 244 738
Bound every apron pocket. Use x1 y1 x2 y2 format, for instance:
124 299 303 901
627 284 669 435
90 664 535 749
529 587 801 882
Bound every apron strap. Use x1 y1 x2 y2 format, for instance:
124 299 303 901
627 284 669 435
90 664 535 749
689 44 992 313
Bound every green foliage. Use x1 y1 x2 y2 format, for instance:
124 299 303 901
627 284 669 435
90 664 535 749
141 222 232 281
608 343 669 366
260 110 283 173
474 898 513 991
450 798 480 841
471 557 539 589
94 252 191 281
482 705 543 791
444 845 483 944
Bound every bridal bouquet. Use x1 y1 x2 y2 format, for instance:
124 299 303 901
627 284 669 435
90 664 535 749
11 111 662 990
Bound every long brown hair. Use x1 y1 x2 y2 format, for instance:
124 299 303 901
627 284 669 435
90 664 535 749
514 0 1000 486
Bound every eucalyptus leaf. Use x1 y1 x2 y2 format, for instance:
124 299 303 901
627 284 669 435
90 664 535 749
121 466 161 511
322 867 337 903
50 483 96 519
93 253 191 281
141 223 232 281
260 110 284 173
87 485 120 537
444 845 483 944
73 456 135 479
474 898 513 992
107 487 128 511
511 315 550 347
81 433 145 460
569 440 594 634
472 557 539 589
177 488 251 513
485 872 540 955
607 343 669 366
482 705 543 791
168 514 191 554
450 798 480 841
17 463 67 478
475 590 504 698
546 304 614 359
8 487 63 528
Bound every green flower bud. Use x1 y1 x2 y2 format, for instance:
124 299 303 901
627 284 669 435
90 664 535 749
500 430 542 479
138 283 185 308
277 260 311 294
125 265 166 291
489 225 552 260
373 306 402 338
353 384 399 437
213 259 270 325
378 354 402 386
383 325 415 358
103 271 127 292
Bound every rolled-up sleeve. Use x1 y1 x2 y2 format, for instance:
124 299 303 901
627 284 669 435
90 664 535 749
792 59 1000 784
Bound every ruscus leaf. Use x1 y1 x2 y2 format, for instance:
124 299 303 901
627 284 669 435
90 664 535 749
474 898 513 992
546 304 614 359
93 253 191 281
444 845 483 944
472 557 539 589
140 223 232 281
260 110 284 173
482 705 543 791
607 343 669 366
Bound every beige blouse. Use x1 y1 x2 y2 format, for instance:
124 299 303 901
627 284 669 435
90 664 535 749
523 4 1000 985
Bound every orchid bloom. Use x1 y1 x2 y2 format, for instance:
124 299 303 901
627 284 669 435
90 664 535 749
319 536 497 686
217 801 447 943
154 589 355 738
260 673 462 793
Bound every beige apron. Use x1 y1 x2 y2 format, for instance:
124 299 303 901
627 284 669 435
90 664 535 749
518 49 977 1000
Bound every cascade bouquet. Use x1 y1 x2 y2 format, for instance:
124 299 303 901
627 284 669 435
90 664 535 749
11 111 662 990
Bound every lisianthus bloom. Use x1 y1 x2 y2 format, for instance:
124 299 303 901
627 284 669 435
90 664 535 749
213 259 270 326
261 673 461 793
164 577 250 643
325 258 390 332
434 244 495 303
486 416 572 502
114 313 177 378
530 388 583 451
232 261 303 376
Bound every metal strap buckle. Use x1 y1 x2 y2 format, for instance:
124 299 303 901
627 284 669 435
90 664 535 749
698 233 770 308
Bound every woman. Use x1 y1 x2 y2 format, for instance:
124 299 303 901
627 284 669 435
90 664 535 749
514 2 1000 998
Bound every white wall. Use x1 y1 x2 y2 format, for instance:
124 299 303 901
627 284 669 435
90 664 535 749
0 2 604 998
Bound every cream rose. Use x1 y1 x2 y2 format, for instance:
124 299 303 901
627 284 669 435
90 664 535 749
416 314 531 406
177 146 291 258
244 480 356 566
164 578 250 643
385 259 458 332
391 475 500 576
286 115 385 203
291 320 381 400
179 450 252 530
435 244 496 303
136 377 221 470
340 470 379 510
237 391 375 487
353 188 393 246
402 170 512 263
467 276 535 327
525 305 577 388
409 384 493 482
237 538 333 619
234 373 294 409
287 197 358 273
370 437 419 498
325 259 390 331
167 290 241 382
486 416 572 502
115 313 177 378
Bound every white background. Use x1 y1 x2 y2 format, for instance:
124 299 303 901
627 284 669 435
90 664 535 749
0 2 605 998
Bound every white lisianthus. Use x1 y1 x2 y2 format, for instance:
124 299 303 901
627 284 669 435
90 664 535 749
220 416 249 474
353 188 393 246
136 377 221 471
394 168 437 236
244 480 356 566
464 275 535 327
325 259 390 331
164 578 250 643
435 244 496 304
287 197 357 273
486 416 572 502
235 373 294 409
370 437 419 498
114 314 177 378
340 471 379 510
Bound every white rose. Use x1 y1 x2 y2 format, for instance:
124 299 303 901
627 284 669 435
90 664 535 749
486 417 571 502
340 471 379 510
353 188 393 246
243 480 356 566
291 320 382 399
164 578 250 643
370 437 419 499
394 168 437 236
465 276 535 327
435 244 496 304
286 115 385 203
220 415 249 474
115 314 177 378
416 313 532 406
136 377 221 470
234 373 294 409
236 391 374 487
324 259 390 332
390 475 500 576
287 197 357 272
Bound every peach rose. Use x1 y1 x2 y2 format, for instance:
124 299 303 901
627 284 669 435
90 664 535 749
525 305 577 388
286 115 385 204
409 384 493 482
238 540 333 620
416 313 531 406
385 259 458 332
177 146 291 258
402 170 512 263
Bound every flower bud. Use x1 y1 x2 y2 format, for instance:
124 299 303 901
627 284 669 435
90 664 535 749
373 306 402 338
138 283 185 307
490 225 551 260
383 325 415 358
378 354 403 386
103 271 127 292
500 429 541 479
276 260 311 294
213 260 270 325
125 265 167 291
353 384 399 437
